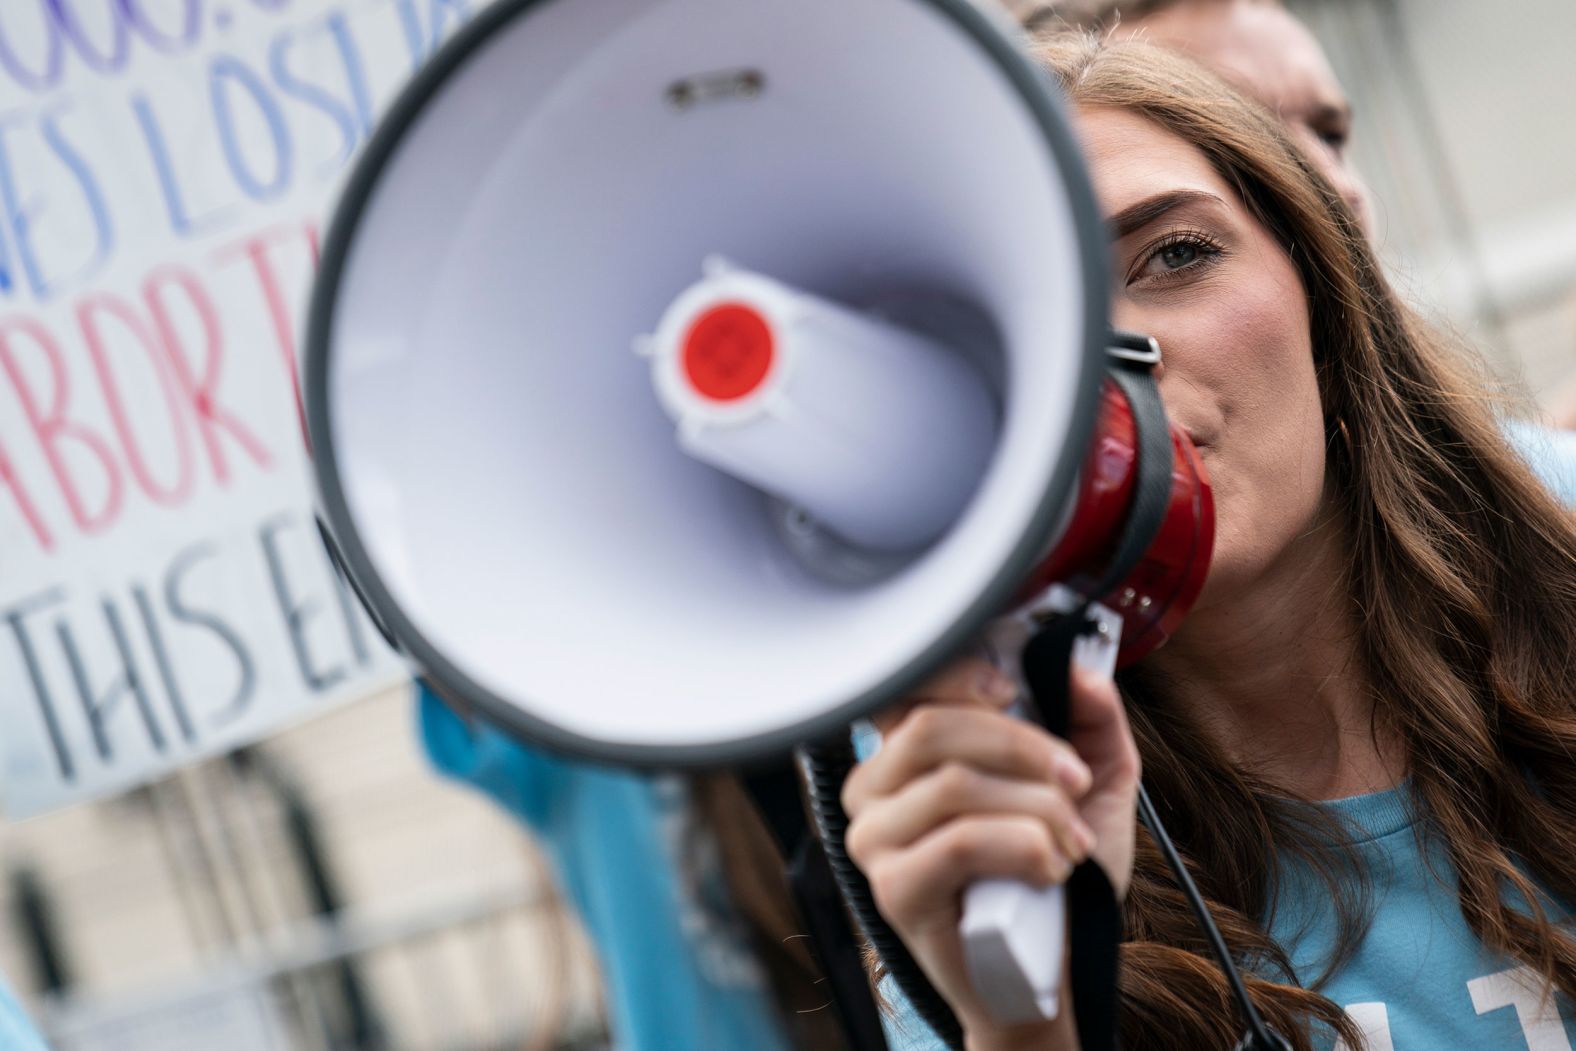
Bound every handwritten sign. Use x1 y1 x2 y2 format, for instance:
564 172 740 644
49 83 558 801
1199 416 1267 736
0 0 480 816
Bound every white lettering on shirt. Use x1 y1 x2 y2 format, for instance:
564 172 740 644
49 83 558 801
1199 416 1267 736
1335 1001 1394 1051
1468 966 1572 1051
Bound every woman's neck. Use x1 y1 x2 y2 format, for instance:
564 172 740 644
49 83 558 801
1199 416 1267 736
1142 515 1404 801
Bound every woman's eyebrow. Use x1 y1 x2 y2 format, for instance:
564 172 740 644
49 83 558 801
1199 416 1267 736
1107 189 1226 239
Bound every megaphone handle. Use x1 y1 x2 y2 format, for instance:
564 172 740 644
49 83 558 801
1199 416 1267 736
959 586 1122 1026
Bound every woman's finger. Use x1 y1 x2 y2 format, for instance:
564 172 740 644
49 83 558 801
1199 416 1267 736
864 814 1072 930
843 705 1092 817
844 760 1096 873
1066 664 1141 787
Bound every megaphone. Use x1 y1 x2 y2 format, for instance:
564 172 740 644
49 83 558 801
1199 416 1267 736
304 0 1212 1038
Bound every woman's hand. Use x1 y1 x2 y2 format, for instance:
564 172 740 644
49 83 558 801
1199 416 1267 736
841 656 1140 1048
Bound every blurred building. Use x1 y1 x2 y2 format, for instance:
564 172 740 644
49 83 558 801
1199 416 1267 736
1290 0 1576 413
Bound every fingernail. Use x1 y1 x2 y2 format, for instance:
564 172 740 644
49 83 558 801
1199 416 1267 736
1056 754 1092 793
1074 822 1097 856
1074 665 1114 697
974 667 1017 705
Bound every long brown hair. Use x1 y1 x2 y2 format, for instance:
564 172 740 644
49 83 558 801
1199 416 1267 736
1026 31 1576 1050
703 30 1576 1051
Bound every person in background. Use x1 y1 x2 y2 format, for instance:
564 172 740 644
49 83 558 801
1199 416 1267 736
1015 0 1367 229
1012 0 1576 500
419 690 840 1050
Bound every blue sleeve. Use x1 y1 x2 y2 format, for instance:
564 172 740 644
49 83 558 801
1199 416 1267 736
0 977 49 1051
416 680 570 830
1503 419 1576 507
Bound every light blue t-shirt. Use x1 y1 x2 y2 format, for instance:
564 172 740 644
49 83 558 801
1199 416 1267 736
876 785 1576 1051
0 977 48 1051
1269 785 1575 1051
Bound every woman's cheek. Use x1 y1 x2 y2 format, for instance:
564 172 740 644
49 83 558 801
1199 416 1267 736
1159 317 1321 602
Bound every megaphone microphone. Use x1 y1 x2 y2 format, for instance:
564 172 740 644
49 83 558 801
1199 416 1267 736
642 257 998 553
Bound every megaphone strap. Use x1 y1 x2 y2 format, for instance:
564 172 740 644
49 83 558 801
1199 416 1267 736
1022 617 1125 1051
1086 332 1174 607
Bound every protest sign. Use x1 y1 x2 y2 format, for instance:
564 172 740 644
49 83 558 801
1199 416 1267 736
0 0 479 815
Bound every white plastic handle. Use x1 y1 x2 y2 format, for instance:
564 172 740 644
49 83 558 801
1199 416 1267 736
959 585 1122 1025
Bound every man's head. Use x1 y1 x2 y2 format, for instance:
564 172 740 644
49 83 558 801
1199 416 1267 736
1013 0 1370 230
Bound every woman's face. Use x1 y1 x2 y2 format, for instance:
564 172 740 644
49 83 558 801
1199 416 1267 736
1076 105 1330 606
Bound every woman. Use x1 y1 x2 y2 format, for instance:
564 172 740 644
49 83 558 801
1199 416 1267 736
842 31 1576 1051
422 30 1576 1051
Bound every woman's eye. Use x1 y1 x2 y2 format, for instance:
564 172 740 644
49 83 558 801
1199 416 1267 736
1131 234 1222 283
1159 242 1199 269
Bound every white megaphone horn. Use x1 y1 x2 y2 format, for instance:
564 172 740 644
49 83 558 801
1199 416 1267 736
303 0 1212 1039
